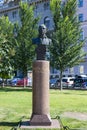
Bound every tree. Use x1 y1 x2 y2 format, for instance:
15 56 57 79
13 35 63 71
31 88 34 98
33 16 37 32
0 16 15 81
50 0 86 90
13 2 39 78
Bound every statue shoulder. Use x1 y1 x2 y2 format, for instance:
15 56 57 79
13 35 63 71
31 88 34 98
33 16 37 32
48 38 52 44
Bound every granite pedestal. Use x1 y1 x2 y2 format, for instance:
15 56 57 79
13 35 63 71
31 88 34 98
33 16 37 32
30 60 51 126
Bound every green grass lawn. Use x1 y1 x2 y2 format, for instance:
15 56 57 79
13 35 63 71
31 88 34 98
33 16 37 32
0 87 87 130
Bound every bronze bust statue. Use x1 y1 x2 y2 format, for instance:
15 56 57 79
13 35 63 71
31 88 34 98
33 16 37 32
32 24 51 60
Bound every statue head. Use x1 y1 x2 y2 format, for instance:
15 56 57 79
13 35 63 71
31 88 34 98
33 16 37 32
38 24 47 37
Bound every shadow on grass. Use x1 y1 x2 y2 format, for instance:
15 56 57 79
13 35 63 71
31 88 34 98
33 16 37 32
0 121 18 127
0 87 32 92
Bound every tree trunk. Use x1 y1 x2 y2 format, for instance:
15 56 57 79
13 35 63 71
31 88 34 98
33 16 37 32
60 70 63 91
23 78 26 88
23 71 27 88
2 82 5 88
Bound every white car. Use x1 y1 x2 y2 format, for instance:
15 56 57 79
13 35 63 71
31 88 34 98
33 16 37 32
57 77 75 88
62 77 75 88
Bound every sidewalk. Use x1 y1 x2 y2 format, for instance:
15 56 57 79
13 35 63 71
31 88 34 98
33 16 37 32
61 112 87 121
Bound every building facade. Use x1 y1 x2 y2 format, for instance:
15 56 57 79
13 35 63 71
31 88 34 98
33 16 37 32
0 0 87 76
0 0 54 29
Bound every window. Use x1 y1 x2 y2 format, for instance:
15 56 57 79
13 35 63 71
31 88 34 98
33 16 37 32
34 4 38 13
44 16 50 29
35 4 38 10
44 2 49 10
12 11 17 19
69 67 74 74
78 14 83 22
78 0 83 7
80 66 84 74
4 13 8 17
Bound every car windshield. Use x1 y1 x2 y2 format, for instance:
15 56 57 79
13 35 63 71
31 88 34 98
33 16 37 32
50 79 57 83
50 74 59 79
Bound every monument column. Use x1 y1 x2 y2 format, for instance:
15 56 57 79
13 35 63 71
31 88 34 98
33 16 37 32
30 60 52 126
20 24 60 129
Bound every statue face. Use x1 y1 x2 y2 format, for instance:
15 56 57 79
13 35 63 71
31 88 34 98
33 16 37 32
39 24 47 35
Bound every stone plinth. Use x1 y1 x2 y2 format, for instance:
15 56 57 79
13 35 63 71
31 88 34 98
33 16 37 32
30 60 51 126
20 119 60 129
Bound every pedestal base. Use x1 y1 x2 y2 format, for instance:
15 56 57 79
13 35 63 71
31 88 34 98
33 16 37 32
30 114 51 126
20 119 60 129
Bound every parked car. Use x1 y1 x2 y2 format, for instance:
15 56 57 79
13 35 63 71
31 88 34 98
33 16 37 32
50 74 59 88
50 74 59 79
17 77 32 86
56 77 75 88
0 78 2 85
11 77 22 86
73 77 87 89
62 77 75 88
6 79 12 86
27 77 32 86
50 78 59 88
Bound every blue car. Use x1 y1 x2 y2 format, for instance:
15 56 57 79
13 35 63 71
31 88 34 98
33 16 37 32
50 78 59 88
11 77 22 86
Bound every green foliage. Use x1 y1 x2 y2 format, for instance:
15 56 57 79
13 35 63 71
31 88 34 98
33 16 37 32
0 16 15 78
13 2 39 77
50 0 86 89
50 0 86 90
51 0 77 29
